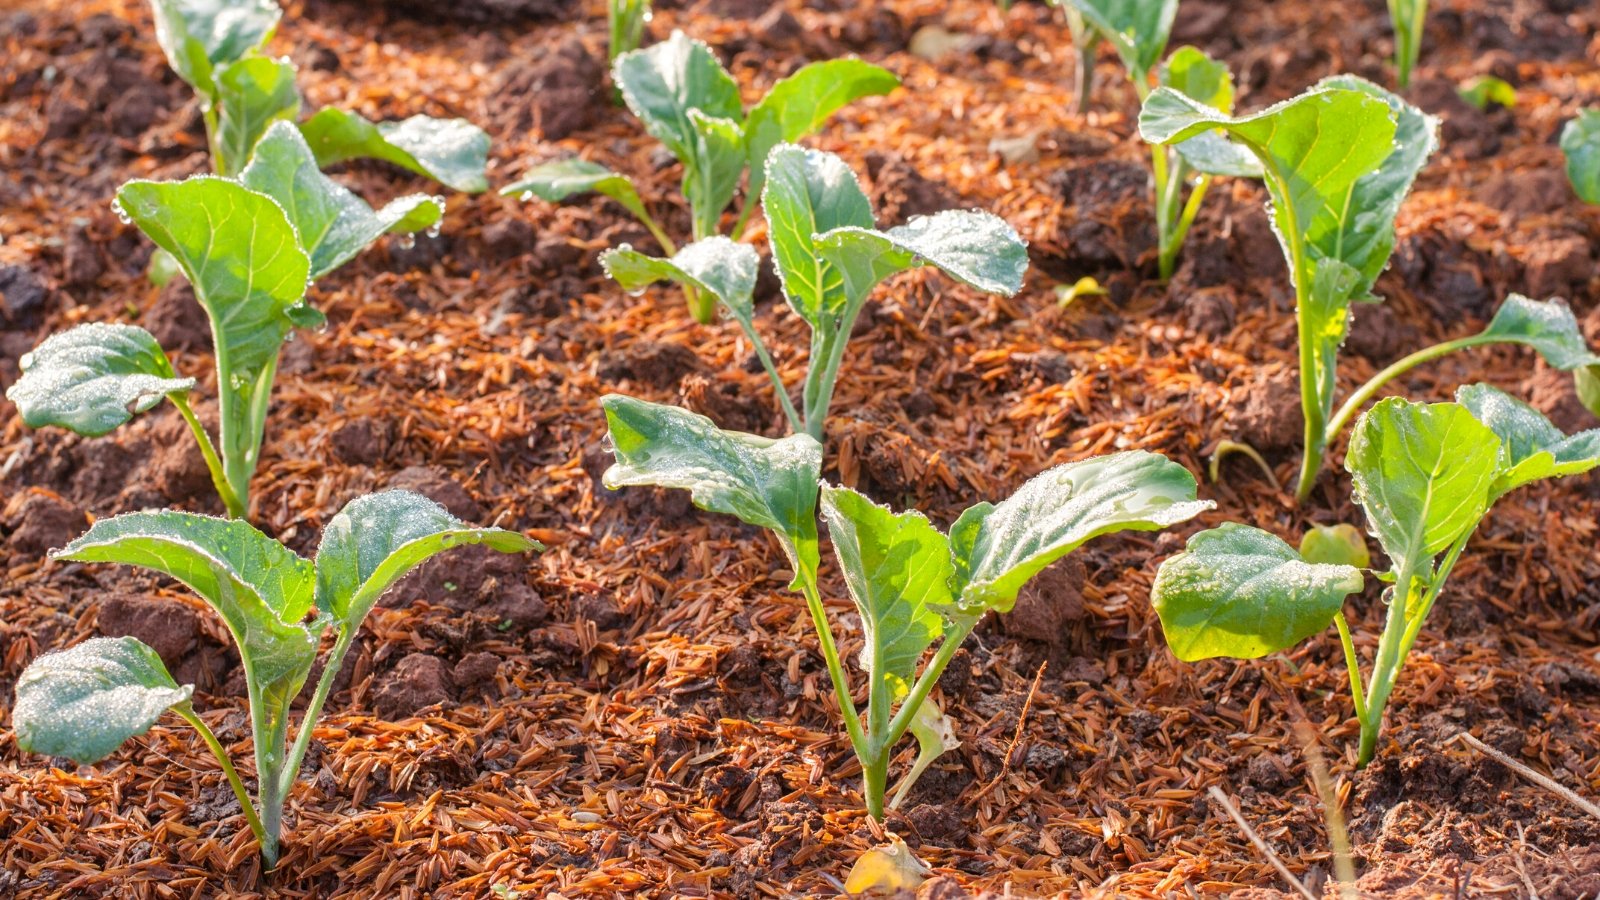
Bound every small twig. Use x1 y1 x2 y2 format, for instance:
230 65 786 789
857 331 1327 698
971 660 1047 803
1513 824 1541 900
1294 718 1358 897
1453 732 1600 823
1208 786 1317 900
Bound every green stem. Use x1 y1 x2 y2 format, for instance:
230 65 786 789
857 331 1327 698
685 285 714 325
794 565 868 756
729 198 756 243
171 394 245 519
1332 611 1367 723
861 752 890 822
732 319 803 434
279 628 356 800
637 208 678 257
1160 173 1211 281
174 703 266 849
1356 561 1416 767
1321 335 1483 452
802 327 855 442
882 618 977 753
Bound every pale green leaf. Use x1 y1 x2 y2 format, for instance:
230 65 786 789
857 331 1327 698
1456 383 1600 497
501 158 652 226
1159 45 1233 113
815 209 1029 306
150 0 280 96
242 121 443 279
684 110 746 236
600 236 759 323
761 143 874 325
314 490 539 630
214 54 300 176
6 323 195 437
743 59 899 198
13 637 193 765
949 451 1212 614
1152 523 1364 661
300 109 491 193
1299 523 1371 569
1475 294 1600 371
600 394 823 579
1062 0 1178 77
1561 109 1600 204
1346 399 1501 571
613 31 743 166
1458 76 1516 111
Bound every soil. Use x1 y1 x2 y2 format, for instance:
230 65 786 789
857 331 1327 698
2 0 1600 897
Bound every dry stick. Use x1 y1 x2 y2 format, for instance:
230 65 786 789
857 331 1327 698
1453 732 1600 823
1207 786 1318 900
1513 824 1542 900
1293 718 1358 897
970 660 1047 804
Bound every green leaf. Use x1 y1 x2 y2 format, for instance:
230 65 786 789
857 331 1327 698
613 30 743 167
1475 294 1600 371
150 0 280 97
314 490 539 631
600 237 759 322
299 109 491 193
684 110 746 237
214 54 300 176
242 121 444 279
12 637 193 765
1299 523 1371 569
114 176 313 498
55 511 319 700
6 323 195 437
1303 258 1363 427
1561 109 1600 204
1062 0 1178 77
743 59 900 198
890 697 959 809
949 451 1212 614
819 485 951 695
600 394 823 579
1456 383 1600 497
1151 523 1364 662
1346 399 1501 572
1577 366 1600 419
761 143 875 325
1159 45 1233 113
815 209 1030 306
1458 76 1516 111
501 158 652 225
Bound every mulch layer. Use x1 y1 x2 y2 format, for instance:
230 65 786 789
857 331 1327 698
2 0 1600 896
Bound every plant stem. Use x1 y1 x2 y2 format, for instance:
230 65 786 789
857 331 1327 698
685 285 714 325
1321 335 1483 451
729 198 756 243
883 618 976 753
172 394 245 519
637 208 677 257
1332 611 1367 723
174 703 266 849
861 752 890 822
280 628 356 799
1356 562 1416 767
731 320 803 433
1160 173 1211 280
794 566 867 755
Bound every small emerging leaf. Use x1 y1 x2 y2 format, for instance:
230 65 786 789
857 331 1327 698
300 109 491 193
314 490 540 631
1159 45 1233 113
242 121 443 279
1458 76 1516 111
500 158 653 226
1152 523 1364 661
214 54 300 176
150 0 280 97
601 237 759 322
1299 523 1371 569
13 637 193 765
743 59 899 198
1559 108 1600 204
6 323 195 437
949 451 1212 614
1456 383 1600 497
889 697 959 810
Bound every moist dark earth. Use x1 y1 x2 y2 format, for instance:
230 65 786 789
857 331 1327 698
1 0 1599 896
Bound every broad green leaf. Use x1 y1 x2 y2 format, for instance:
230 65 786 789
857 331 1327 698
500 158 652 224
6 323 195 437
299 109 491 193
150 0 281 97
819 485 951 695
214 54 300 176
1299 523 1371 569
948 451 1212 614
1062 0 1178 77
815 209 1030 307
55 511 319 699
1310 75 1438 297
1561 109 1600 204
1159 46 1233 113
242 121 444 279
1346 399 1500 572
12 637 193 765
761 144 874 325
600 394 823 579
1456 383 1600 497
743 59 900 198
1152 523 1364 661
684 110 746 237
114 176 314 496
601 237 759 322
314 490 539 630
614 31 743 166
1475 294 1600 371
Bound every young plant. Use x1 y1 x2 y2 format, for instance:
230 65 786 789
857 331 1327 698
599 144 1028 441
501 32 899 323
608 0 650 70
10 491 539 867
1561 108 1600 205
1387 0 1427 89
600 394 1210 818
1142 78 1600 500
1151 389 1600 766
3 142 432 519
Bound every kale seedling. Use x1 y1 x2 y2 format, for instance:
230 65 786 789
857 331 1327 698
608 0 650 73
4 138 437 519
1151 389 1600 765
502 32 899 323
1387 0 1427 89
599 144 1028 441
11 491 539 867
600 394 1211 818
1142 79 1600 500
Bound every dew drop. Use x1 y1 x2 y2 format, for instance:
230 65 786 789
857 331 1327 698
399 234 417 250
520 191 534 203
111 199 132 226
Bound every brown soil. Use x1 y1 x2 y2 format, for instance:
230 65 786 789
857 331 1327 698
2 0 1599 896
